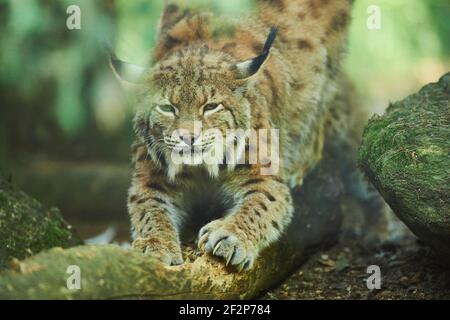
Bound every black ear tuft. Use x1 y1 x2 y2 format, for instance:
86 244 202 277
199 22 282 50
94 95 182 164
264 27 278 52
247 27 278 75
233 27 278 79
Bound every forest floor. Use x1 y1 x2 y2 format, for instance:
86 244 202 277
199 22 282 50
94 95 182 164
71 219 450 300
263 233 450 300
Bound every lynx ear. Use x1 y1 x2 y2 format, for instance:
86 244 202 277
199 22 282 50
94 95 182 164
233 27 278 80
108 53 147 84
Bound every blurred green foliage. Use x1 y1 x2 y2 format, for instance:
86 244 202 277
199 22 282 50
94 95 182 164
1 0 114 134
0 0 448 167
347 0 450 102
0 0 127 165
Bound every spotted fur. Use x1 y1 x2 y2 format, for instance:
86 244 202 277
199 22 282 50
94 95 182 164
114 0 361 270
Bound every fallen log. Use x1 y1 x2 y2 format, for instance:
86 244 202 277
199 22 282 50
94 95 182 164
359 73 450 258
0 176 82 269
0 145 344 299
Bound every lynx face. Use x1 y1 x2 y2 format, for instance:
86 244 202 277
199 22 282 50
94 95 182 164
137 49 250 176
113 28 278 178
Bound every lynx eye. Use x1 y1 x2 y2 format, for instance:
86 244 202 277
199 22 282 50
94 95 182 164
204 103 219 112
157 104 176 115
203 103 223 116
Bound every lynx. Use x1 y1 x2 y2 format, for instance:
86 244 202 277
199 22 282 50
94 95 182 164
111 0 369 271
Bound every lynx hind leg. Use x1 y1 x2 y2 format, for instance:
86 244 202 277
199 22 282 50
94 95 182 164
332 137 389 242
344 168 386 217
342 168 392 243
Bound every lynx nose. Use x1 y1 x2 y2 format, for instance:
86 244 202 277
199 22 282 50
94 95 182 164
180 134 195 146
176 129 200 147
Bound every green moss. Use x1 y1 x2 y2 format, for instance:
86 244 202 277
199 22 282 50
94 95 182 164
359 73 450 255
0 191 7 206
0 177 82 269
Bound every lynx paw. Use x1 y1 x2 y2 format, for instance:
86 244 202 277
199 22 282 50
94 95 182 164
133 237 183 266
198 220 257 271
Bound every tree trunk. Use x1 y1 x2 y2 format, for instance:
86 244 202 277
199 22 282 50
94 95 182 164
0 146 343 299
359 73 450 258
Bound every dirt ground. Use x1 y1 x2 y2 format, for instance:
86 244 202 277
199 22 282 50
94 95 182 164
263 233 450 300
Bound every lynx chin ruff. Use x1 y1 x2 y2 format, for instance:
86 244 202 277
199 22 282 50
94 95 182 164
111 0 363 271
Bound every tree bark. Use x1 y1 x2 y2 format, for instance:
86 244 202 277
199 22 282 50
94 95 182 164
359 73 450 258
0 146 344 299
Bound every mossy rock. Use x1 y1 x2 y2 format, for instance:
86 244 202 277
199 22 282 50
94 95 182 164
0 177 82 269
359 73 450 257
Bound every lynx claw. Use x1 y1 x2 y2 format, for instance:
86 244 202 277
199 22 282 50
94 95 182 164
213 240 223 255
197 220 256 272
197 233 209 250
197 219 225 250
